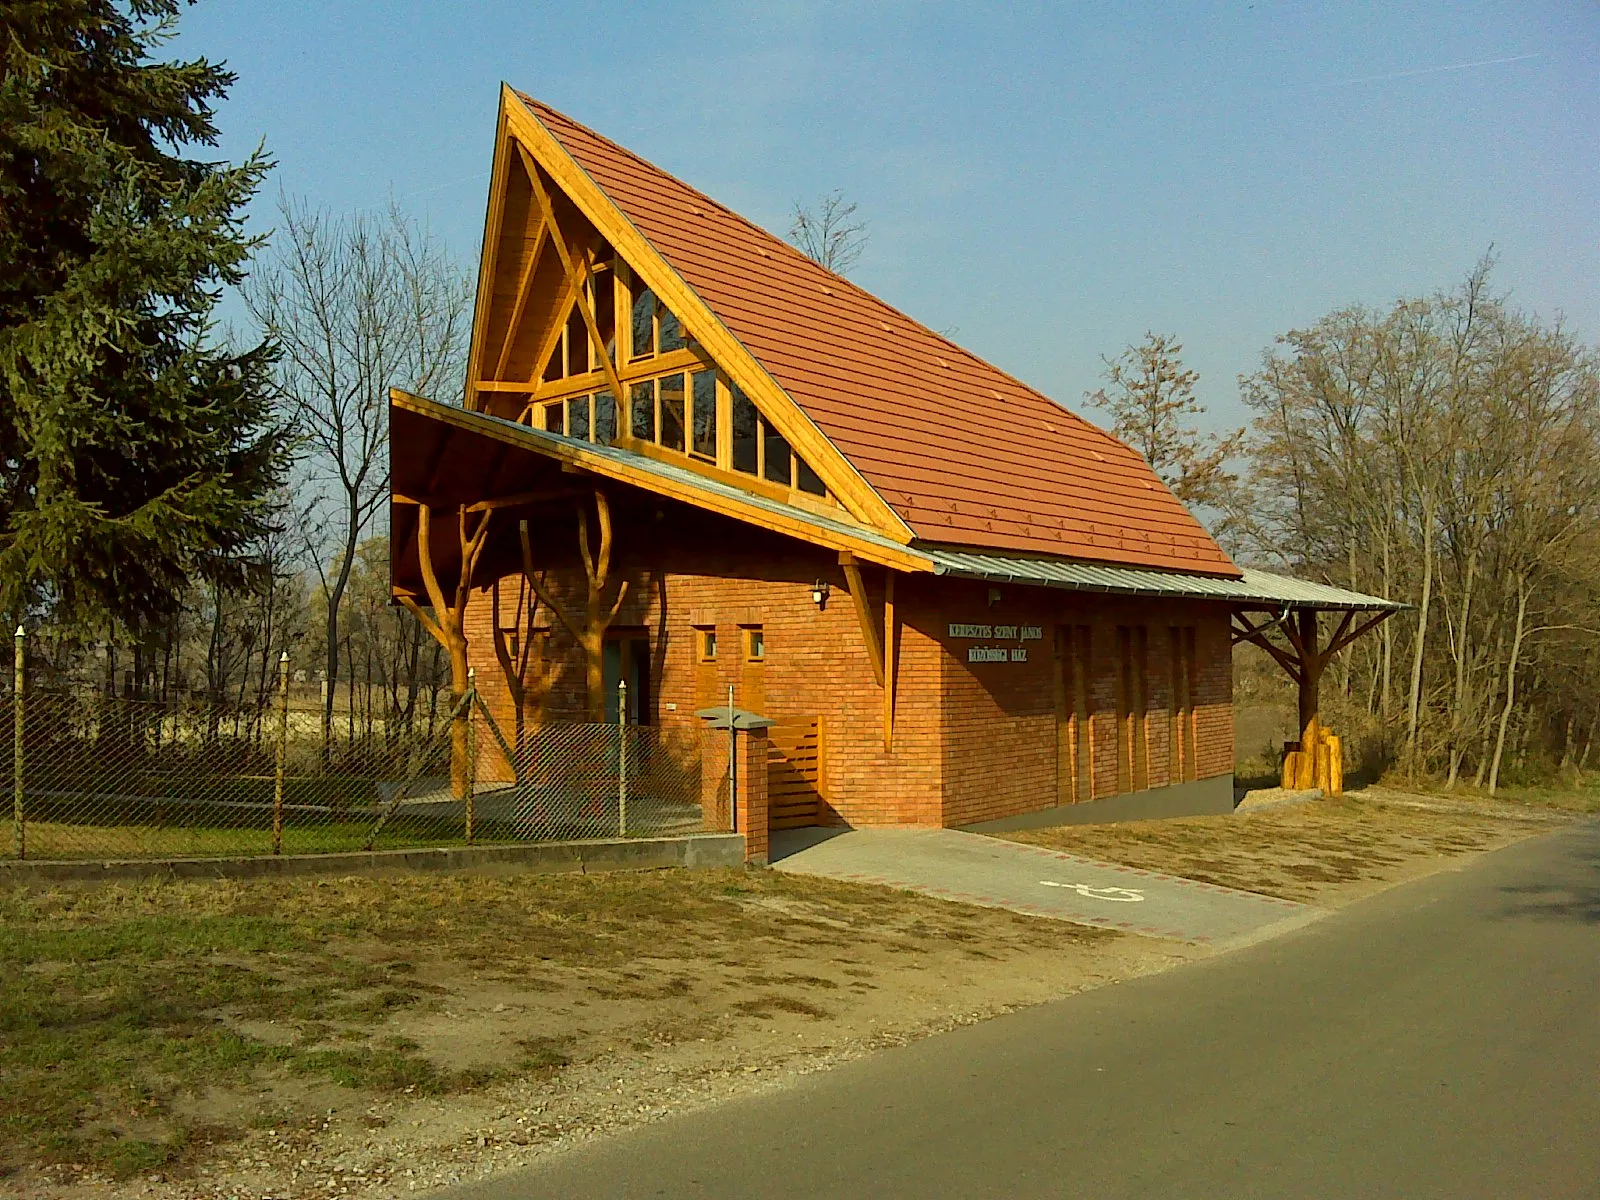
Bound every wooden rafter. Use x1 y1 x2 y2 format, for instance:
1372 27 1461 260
840 551 885 690
393 487 586 514
490 218 551 381
516 143 632 412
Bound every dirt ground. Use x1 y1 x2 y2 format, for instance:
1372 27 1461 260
1005 785 1585 906
2 783 1584 1200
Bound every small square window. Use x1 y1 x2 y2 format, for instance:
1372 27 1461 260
543 402 564 434
745 627 765 661
697 628 717 662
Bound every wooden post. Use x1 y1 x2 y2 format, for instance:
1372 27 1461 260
12 625 23 861
1297 609 1321 758
273 651 288 855
882 571 896 752
617 677 628 837
465 667 477 844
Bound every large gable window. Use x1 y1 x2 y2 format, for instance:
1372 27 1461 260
691 370 717 461
517 256 833 504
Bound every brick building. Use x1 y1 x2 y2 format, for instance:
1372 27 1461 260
390 88 1397 860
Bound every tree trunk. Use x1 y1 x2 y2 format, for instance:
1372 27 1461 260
1487 578 1530 796
1405 502 1435 768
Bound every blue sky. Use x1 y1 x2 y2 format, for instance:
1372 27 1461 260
177 1 1597 432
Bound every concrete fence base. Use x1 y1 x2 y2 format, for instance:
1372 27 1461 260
0 832 747 887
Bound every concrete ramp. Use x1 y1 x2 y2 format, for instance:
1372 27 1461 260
771 827 1318 944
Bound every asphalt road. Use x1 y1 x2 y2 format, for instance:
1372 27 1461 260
446 820 1600 1200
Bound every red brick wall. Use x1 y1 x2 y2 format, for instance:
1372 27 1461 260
457 504 1233 828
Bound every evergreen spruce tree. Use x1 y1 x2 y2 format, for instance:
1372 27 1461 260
0 0 285 634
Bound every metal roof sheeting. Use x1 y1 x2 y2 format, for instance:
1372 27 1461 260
924 549 1404 611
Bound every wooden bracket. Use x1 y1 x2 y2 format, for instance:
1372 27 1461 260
841 552 898 751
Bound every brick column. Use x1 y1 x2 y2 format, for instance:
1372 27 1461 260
736 727 770 866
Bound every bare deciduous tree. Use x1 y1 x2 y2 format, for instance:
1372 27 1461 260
244 199 470 758
1087 333 1245 530
788 190 868 275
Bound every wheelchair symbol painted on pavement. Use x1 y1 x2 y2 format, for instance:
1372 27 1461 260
1039 881 1146 902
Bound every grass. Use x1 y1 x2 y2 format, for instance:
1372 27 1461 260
0 866 1103 1183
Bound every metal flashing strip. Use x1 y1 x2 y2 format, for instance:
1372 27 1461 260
924 548 1403 612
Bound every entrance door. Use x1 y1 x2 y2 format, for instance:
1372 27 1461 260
602 633 651 724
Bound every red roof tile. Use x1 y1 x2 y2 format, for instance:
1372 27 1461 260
522 95 1239 578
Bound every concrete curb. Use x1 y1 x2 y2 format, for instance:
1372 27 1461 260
0 833 747 887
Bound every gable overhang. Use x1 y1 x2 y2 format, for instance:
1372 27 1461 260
390 390 932 587
459 85 914 546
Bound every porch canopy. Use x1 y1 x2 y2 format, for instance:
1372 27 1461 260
392 390 1402 777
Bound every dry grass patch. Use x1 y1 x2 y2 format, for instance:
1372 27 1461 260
1002 788 1581 905
0 866 1123 1189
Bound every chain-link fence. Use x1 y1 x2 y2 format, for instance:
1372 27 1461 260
2 680 728 862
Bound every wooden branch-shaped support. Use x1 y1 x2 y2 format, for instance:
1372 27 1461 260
1232 605 1396 797
516 488 629 723
839 552 897 751
399 502 495 799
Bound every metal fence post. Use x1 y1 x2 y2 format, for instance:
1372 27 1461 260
274 651 288 855
727 682 736 833
617 678 628 837
465 667 476 845
12 625 23 860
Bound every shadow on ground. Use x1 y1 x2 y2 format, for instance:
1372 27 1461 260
1497 825 1600 925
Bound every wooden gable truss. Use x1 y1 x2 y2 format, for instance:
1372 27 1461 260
462 87 912 547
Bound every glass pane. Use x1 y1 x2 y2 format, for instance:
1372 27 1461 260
565 309 587 377
543 402 564 434
731 386 758 474
659 298 687 352
659 372 685 452
630 284 655 358
691 370 717 459
542 344 562 383
629 380 655 442
762 424 793 486
594 391 617 445
796 456 825 495
566 394 590 441
591 271 615 366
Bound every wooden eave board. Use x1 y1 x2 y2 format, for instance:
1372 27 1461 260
516 93 1239 577
390 390 933 574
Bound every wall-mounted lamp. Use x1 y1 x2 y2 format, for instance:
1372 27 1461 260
811 580 831 610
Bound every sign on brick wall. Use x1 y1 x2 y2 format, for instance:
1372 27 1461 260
947 622 1043 663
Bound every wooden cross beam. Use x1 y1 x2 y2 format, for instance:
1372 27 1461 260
516 143 632 415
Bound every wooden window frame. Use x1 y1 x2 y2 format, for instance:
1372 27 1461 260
742 625 765 663
696 626 718 663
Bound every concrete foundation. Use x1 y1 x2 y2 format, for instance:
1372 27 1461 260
958 774 1236 834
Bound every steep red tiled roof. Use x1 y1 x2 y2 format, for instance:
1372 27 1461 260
523 95 1238 577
